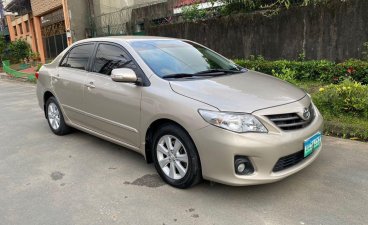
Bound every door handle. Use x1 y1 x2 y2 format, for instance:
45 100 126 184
85 82 96 89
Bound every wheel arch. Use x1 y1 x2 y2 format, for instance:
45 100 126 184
43 91 55 118
144 118 201 168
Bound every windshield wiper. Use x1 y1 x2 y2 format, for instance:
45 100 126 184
162 73 197 79
162 72 229 79
162 69 244 79
195 69 243 75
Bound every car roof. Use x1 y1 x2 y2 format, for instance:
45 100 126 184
75 36 178 45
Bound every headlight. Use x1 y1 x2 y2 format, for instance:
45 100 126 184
198 110 268 133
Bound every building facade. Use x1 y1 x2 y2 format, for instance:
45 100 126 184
4 0 191 63
5 0 37 53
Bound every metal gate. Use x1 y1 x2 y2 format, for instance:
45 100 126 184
41 9 67 59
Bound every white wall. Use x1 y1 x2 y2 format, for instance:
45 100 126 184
97 0 165 14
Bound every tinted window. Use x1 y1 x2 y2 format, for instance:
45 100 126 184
60 44 94 70
130 40 242 77
92 44 137 76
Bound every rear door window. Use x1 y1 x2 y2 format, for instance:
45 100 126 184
60 44 94 70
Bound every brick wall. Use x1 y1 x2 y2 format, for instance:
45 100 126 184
30 0 62 16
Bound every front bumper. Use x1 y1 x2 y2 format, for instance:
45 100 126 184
190 103 324 186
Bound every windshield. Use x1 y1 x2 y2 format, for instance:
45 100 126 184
129 40 243 78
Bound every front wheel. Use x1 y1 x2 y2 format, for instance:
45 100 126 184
152 124 202 189
45 97 72 135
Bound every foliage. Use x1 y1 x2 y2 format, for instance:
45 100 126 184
362 42 368 61
180 0 348 20
234 57 368 84
285 80 368 141
311 80 368 141
313 80 368 119
235 57 368 141
29 51 40 61
218 0 341 16
271 66 298 84
6 39 31 63
182 4 208 22
323 115 368 141
0 36 7 61
181 1 219 22
36 63 43 72
220 0 261 15
335 59 368 84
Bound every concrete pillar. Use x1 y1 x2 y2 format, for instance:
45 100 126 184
6 16 16 41
33 16 46 64
61 0 73 46
29 18 38 53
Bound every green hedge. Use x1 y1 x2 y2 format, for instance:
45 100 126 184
234 58 368 84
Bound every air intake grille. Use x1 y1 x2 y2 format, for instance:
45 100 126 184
266 104 315 131
273 149 313 172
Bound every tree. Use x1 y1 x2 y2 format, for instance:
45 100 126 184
0 36 7 62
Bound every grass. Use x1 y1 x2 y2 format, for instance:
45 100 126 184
295 81 368 142
322 114 368 141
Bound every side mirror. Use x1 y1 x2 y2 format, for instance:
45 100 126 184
111 68 138 83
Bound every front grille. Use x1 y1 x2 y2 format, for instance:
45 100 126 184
273 149 312 172
266 104 315 131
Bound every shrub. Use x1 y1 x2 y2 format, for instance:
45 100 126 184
220 0 261 15
6 39 31 63
312 80 368 119
335 59 368 84
271 66 298 84
0 36 6 62
182 4 208 22
234 58 368 84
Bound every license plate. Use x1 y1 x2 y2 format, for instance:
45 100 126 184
304 132 322 157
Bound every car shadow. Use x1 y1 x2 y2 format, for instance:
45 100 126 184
65 128 326 197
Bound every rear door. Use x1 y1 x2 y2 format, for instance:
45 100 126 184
82 42 142 148
54 43 95 125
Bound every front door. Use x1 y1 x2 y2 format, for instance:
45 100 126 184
54 43 95 125
82 43 142 148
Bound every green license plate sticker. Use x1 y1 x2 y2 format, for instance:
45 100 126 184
304 132 322 157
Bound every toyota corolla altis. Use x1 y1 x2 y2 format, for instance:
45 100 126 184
36 36 323 188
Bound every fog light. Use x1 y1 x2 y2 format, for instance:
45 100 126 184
234 156 254 175
237 163 246 173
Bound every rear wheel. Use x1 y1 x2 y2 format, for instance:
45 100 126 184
152 124 202 189
45 97 72 135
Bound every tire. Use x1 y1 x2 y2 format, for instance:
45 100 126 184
45 97 72 136
152 123 202 189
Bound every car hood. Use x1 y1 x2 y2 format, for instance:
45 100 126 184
169 71 306 113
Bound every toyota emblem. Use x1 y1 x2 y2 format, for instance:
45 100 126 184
303 108 311 120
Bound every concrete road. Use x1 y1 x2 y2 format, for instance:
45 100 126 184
0 79 367 225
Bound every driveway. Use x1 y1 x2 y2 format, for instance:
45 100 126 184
0 79 367 225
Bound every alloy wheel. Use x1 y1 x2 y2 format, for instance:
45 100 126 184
156 135 189 180
48 102 61 130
